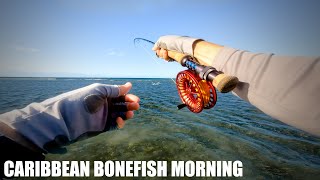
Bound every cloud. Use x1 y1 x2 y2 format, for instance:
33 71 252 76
13 46 40 53
106 48 125 56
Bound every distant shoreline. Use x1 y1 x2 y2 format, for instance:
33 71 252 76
0 77 172 79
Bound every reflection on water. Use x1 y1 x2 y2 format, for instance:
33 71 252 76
0 78 319 179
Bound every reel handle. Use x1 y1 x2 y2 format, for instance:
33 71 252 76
168 50 239 93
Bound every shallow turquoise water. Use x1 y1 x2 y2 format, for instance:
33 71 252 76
0 78 319 179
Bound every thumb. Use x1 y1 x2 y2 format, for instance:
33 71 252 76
118 82 132 96
152 43 159 51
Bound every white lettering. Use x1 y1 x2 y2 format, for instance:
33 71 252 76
105 161 114 177
115 161 125 177
80 161 90 177
133 161 141 177
51 161 61 177
147 161 156 177
24 161 34 176
69 161 79 177
171 161 184 177
141 161 146 177
2 160 242 178
61 161 69 176
4 160 14 177
206 161 215 177
185 161 195 177
222 161 232 177
41 161 50 177
126 161 133 177
217 161 221 177
157 161 167 177
15 161 24 177
94 161 104 177
196 161 205 177
35 161 40 177
233 160 243 177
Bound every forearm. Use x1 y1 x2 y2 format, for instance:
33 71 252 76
196 44 320 136
0 83 120 152
154 35 319 135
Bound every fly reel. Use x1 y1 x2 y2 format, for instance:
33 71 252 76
176 70 217 113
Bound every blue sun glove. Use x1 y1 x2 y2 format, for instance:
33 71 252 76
0 83 125 153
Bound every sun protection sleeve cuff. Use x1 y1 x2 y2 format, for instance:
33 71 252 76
211 46 320 137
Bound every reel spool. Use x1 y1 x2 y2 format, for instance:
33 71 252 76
176 70 217 113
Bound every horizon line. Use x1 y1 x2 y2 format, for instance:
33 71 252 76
0 76 175 79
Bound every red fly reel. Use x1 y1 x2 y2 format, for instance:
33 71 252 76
176 70 217 113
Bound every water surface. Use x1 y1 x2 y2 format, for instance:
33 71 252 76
0 78 319 179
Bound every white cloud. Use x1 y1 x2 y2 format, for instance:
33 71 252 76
13 46 40 53
106 48 125 56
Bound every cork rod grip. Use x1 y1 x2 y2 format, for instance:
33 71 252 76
212 74 239 93
167 50 239 93
167 51 187 64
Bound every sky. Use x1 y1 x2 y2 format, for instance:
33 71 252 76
0 0 319 78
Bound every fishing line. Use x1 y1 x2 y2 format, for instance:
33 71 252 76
134 38 160 65
134 38 176 84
